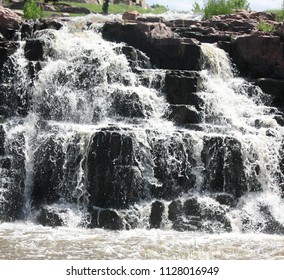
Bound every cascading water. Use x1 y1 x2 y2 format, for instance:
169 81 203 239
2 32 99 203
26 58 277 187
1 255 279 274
1 15 284 259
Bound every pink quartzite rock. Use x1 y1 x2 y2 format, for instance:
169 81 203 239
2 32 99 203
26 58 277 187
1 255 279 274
0 6 22 29
148 23 174 39
122 10 139 21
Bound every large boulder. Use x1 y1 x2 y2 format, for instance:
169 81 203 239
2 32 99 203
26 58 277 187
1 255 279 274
102 22 202 71
168 196 232 232
168 105 202 125
0 6 22 29
254 78 284 109
232 35 284 79
0 41 18 70
88 208 124 230
24 39 44 61
122 10 139 21
201 136 248 198
32 136 65 207
149 133 196 199
37 206 65 227
87 129 143 209
165 70 202 106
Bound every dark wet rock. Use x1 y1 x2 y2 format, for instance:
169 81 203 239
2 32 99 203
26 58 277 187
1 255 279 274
149 200 164 229
254 78 284 108
168 196 232 233
0 125 5 156
120 45 151 69
112 92 146 118
20 23 33 40
32 137 65 207
37 206 65 227
165 70 202 107
169 105 201 125
183 197 201 216
0 41 18 69
0 46 31 118
24 39 44 61
276 21 284 39
215 193 237 207
87 129 142 209
33 18 64 31
149 134 196 200
137 16 165 23
232 35 284 79
242 204 284 235
201 136 247 198
0 133 25 222
89 208 123 230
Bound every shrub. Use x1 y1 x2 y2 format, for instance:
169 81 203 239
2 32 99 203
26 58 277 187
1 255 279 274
203 0 233 19
258 20 276 32
24 0 42 19
229 0 250 10
203 0 250 19
192 1 203 13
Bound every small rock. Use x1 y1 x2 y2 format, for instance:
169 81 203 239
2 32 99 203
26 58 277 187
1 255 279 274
122 10 139 21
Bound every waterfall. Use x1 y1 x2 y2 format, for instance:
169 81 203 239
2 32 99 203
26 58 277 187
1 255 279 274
1 17 284 237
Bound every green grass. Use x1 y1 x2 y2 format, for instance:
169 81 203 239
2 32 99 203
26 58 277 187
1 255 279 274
55 2 167 15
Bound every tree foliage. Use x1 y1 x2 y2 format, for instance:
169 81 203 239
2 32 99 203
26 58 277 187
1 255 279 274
203 0 250 19
23 0 42 19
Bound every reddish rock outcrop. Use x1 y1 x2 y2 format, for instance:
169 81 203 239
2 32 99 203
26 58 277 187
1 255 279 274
227 35 284 79
122 10 140 21
0 6 22 29
103 21 201 71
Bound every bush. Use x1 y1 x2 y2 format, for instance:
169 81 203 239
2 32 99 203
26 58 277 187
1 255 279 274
24 0 42 19
203 0 233 19
229 0 250 10
203 0 250 19
258 20 276 32
192 1 203 13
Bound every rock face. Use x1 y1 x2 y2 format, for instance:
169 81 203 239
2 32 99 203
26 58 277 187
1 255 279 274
0 132 26 222
87 129 142 209
149 134 196 200
102 22 202 71
32 137 65 207
201 136 247 198
168 197 232 232
232 35 284 79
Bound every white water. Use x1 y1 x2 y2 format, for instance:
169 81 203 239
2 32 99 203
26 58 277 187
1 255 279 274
1 16 284 259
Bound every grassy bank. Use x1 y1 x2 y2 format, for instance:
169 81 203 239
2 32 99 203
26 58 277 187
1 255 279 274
56 3 168 14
